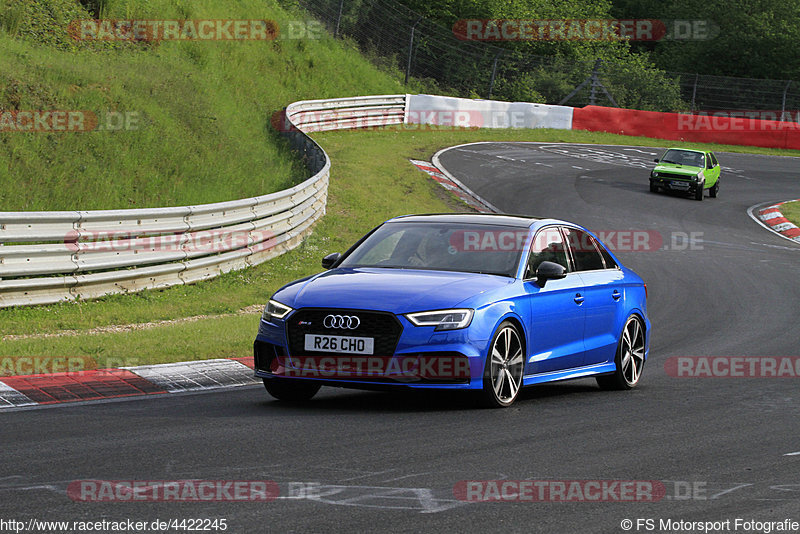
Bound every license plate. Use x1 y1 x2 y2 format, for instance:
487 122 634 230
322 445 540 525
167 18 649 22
671 180 690 189
304 334 374 355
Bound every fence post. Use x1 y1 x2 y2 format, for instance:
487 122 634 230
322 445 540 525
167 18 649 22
690 74 699 113
405 16 423 86
781 80 792 120
487 51 503 99
334 0 345 38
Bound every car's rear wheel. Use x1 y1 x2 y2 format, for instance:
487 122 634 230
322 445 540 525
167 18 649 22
480 321 525 408
597 315 645 391
694 181 704 201
710 181 719 198
263 378 321 401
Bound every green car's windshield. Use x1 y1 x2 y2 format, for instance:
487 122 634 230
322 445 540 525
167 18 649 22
661 149 705 167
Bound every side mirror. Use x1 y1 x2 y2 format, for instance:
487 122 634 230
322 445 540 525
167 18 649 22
653 158 659 163
535 261 567 288
321 252 341 269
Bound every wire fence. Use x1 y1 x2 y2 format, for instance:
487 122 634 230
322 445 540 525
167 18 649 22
297 0 800 118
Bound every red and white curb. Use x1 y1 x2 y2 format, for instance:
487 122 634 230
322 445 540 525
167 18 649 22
0 357 257 410
751 200 800 243
410 159 498 213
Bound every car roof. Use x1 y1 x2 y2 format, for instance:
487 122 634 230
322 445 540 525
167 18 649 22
387 213 539 228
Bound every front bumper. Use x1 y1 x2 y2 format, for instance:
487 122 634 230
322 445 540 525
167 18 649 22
253 313 489 390
650 177 702 193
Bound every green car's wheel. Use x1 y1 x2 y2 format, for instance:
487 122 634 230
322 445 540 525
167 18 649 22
710 181 719 198
263 378 321 401
649 182 658 193
694 181 704 201
597 315 645 391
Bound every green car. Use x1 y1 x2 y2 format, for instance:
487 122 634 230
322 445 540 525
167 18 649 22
649 148 720 201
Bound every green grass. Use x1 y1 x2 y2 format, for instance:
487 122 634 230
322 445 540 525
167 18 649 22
780 200 800 227
0 0 420 210
2 125 800 372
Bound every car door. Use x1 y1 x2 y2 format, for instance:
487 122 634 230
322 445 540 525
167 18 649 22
707 152 721 184
562 227 626 367
522 226 585 375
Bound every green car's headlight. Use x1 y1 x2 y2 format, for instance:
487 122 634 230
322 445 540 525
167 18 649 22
651 171 659 178
696 171 705 182
263 299 293 322
405 309 474 331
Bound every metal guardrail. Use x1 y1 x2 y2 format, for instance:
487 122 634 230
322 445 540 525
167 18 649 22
0 95 407 307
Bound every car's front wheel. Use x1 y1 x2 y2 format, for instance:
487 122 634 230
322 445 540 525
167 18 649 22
597 315 645 391
694 181 704 201
710 180 719 198
263 378 321 401
480 321 525 408
649 182 658 193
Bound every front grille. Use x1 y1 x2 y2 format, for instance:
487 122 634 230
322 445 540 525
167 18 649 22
658 172 695 181
286 308 403 358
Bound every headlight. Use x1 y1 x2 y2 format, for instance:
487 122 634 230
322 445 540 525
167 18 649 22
696 171 705 182
263 299 293 322
651 171 658 178
405 309 474 331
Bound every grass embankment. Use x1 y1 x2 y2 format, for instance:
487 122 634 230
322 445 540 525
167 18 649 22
780 200 800 227
0 0 419 210
2 125 800 371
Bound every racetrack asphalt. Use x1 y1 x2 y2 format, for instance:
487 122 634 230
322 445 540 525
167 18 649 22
2 143 799 533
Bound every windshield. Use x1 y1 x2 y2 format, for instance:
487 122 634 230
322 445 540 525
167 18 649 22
338 222 527 277
661 149 705 167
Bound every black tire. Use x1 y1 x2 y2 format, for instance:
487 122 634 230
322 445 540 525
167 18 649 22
263 378 321 401
597 315 646 391
479 321 525 408
694 183 704 201
709 181 719 198
649 182 658 193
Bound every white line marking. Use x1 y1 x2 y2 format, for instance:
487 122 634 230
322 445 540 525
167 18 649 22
623 148 657 155
784 451 800 456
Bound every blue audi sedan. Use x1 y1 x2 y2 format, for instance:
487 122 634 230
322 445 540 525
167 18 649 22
254 214 649 407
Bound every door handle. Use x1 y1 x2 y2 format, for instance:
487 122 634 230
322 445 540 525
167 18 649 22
612 290 621 301
574 293 584 305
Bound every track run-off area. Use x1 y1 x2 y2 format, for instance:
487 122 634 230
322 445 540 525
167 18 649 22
1 143 799 533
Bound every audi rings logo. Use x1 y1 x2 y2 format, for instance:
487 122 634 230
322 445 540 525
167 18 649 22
323 314 361 329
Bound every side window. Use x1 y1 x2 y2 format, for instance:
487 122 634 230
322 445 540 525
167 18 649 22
710 152 718 166
597 241 617 269
706 154 713 169
563 228 605 271
525 227 570 278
